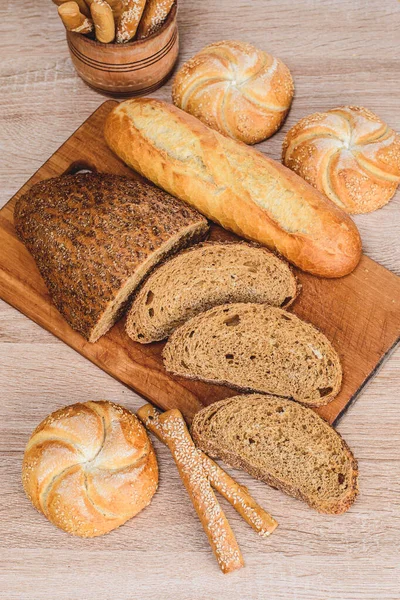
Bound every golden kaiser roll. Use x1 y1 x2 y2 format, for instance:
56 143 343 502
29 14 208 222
22 401 158 537
282 106 400 214
172 40 294 145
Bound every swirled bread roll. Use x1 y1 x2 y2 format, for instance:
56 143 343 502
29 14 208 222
172 41 294 145
22 401 158 537
282 106 400 214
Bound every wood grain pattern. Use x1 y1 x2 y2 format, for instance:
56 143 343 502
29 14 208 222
1 1 399 598
1 100 399 424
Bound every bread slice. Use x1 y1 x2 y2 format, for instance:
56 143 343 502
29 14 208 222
14 173 208 342
126 242 299 343
163 303 342 407
191 395 358 514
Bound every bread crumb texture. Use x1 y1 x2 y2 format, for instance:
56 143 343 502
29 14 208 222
127 241 298 343
163 303 342 406
192 395 358 514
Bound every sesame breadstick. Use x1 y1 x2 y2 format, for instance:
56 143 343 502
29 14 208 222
91 0 115 43
136 0 174 39
137 404 278 538
116 0 147 43
53 0 91 18
138 406 244 574
58 1 93 33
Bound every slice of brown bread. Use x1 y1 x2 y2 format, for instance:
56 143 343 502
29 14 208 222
191 395 358 514
14 173 208 342
163 303 342 406
126 242 299 343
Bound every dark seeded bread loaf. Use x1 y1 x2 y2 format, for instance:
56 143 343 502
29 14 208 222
191 395 358 514
163 303 342 407
14 173 208 342
126 242 299 343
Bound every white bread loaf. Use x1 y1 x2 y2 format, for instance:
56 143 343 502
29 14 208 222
104 98 362 278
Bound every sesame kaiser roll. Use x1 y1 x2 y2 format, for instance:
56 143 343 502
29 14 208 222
172 40 294 145
282 106 400 214
22 401 158 537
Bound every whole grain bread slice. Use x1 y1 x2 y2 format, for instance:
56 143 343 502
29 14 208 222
14 173 208 342
191 395 358 514
163 303 342 407
126 242 299 343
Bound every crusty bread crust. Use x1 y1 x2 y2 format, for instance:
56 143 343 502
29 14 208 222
14 173 208 342
104 98 362 278
191 396 359 515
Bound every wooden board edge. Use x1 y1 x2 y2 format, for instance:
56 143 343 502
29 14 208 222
332 335 400 425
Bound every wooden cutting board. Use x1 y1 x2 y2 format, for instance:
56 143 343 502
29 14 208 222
1 100 399 425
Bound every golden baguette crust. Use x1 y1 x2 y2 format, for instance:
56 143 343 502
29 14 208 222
282 106 400 214
22 401 158 537
104 98 362 278
172 40 294 144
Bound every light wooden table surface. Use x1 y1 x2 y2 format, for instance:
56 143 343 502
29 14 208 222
1 1 399 599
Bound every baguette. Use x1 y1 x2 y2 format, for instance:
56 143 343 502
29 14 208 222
142 407 244 574
137 403 278 537
104 98 362 278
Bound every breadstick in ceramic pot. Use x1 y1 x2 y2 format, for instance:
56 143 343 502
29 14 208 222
116 0 147 43
91 0 115 42
137 406 244 574
53 0 91 18
58 1 93 33
136 0 174 39
137 404 278 537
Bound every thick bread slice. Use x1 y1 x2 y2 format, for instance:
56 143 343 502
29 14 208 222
14 173 208 342
191 395 358 514
126 242 299 343
104 98 362 278
163 303 341 406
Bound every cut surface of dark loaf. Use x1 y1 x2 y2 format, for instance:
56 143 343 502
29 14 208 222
163 303 342 406
191 395 358 514
14 173 209 342
126 241 299 343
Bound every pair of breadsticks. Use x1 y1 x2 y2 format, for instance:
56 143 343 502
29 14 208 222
137 404 278 575
54 0 175 43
